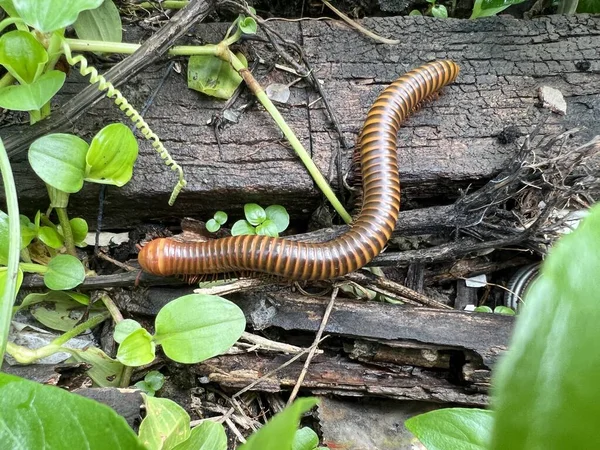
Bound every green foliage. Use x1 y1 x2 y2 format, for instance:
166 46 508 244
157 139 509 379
239 397 319 450
470 0 527 18
73 0 122 43
188 52 248 100
172 422 227 450
117 327 156 366
232 203 290 238
0 30 47 84
0 70 66 111
406 408 493 449
474 305 516 315
12 0 104 33
44 254 85 290
139 394 191 450
238 16 258 35
27 292 104 332
67 346 125 387
134 370 165 396
410 0 448 17
576 0 600 12
292 427 321 450
114 318 143 343
206 210 228 233
0 372 146 449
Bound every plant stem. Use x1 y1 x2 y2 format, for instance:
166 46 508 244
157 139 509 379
138 0 189 8
223 49 352 224
51 311 111 347
0 72 15 89
18 262 48 274
55 207 77 256
64 38 217 57
0 138 21 361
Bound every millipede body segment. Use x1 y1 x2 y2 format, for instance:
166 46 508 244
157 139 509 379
138 60 460 280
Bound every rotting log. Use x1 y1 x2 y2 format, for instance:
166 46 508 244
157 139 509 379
4 15 600 228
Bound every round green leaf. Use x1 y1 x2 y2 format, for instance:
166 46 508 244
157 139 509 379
292 427 319 450
265 205 289 232
154 294 246 364
0 30 48 84
144 371 165 392
406 408 493 450
214 211 228 225
0 373 146 449
30 297 104 332
494 306 516 315
13 0 104 33
239 16 257 35
244 203 266 226
255 219 279 237
205 218 220 233
474 306 493 313
231 220 256 236
73 0 122 43
38 226 63 249
139 395 190 450
431 4 448 17
114 319 142 344
116 328 156 367
85 123 138 186
187 52 247 100
134 381 154 396
44 254 85 290
409 9 423 15
18 291 89 312
0 70 65 111
69 217 89 245
29 133 88 193
172 421 227 450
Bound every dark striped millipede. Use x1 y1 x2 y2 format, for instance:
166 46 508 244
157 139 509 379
138 60 460 280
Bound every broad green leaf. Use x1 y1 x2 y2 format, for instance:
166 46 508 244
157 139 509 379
470 0 526 18
0 69 65 111
431 4 448 17
19 291 89 311
239 398 319 450
205 218 220 233
0 30 47 84
73 0 122 43
493 306 516 315
188 52 247 100
0 372 145 449
12 0 104 33
144 371 165 392
134 381 155 396
44 254 85 290
69 217 89 246
239 16 257 34
409 9 423 14
255 219 279 237
20 214 38 248
244 203 266 226
139 394 190 450
214 211 227 225
292 427 319 450
231 220 255 236
68 346 125 388
265 205 289 232
577 0 600 12
30 294 104 332
29 133 88 193
405 408 493 450
154 294 246 364
491 204 600 449
38 225 63 249
113 318 142 344
173 421 227 450
116 328 155 367
85 123 138 186
0 0 18 17
474 306 493 313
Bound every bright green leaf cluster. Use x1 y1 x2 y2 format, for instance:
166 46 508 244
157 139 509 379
188 52 248 100
474 305 516 315
232 204 290 238
134 370 165 396
470 0 527 18
206 210 228 233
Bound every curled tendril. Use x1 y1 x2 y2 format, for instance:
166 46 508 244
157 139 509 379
61 40 186 205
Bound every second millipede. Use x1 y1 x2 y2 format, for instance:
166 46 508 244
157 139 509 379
138 60 460 280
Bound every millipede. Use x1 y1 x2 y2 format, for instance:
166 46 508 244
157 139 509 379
138 60 460 280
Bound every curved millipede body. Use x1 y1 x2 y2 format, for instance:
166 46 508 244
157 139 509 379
138 60 460 280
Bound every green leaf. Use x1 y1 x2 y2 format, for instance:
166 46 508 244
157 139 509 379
577 0 600 12
0 69 65 111
20 214 38 248
0 0 18 17
239 16 257 34
38 225 63 249
231 220 256 236
239 398 319 450
85 123 139 186
187 52 247 100
30 294 103 332
470 0 526 18
116 327 155 367
0 372 146 449
68 346 125 388
265 205 289 232
172 421 228 450
292 427 319 450
29 133 88 193
474 306 493 313
19 291 89 311
255 219 279 237
206 218 220 233
134 381 155 396
0 210 10 264
244 203 266 226
139 394 190 450
214 211 228 225
12 0 104 33
0 268 23 303
409 9 423 14
490 204 600 449
69 217 89 245
406 408 493 450
144 370 165 391
154 294 246 364
44 254 85 290
0 30 47 84
73 0 122 43
113 318 142 344
431 4 448 17
493 306 516 315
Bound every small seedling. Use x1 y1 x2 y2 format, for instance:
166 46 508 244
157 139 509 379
206 211 228 233
410 0 448 17
134 370 165 396
231 203 290 238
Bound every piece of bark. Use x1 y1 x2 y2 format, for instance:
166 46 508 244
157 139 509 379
6 15 600 227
